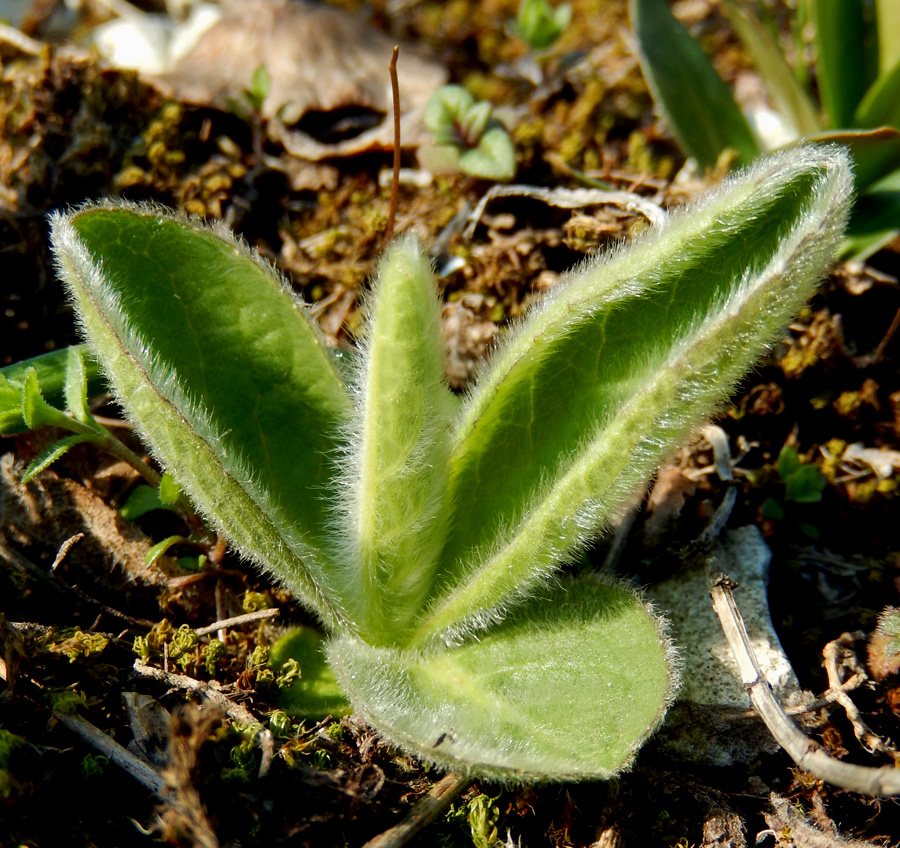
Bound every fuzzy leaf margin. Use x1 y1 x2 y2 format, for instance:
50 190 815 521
328 577 677 781
409 145 853 646
50 201 355 629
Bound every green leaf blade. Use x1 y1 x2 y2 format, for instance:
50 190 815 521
329 579 676 781
64 345 92 424
50 201 354 629
22 433 93 483
342 236 454 644
854 55 900 130
413 146 851 645
808 0 875 128
630 0 760 168
459 125 517 181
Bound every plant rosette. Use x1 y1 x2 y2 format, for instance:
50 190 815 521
41 143 850 781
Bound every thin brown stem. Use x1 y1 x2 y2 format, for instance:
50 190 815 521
385 45 401 245
361 772 471 848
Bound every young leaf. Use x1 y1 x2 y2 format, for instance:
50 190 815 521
22 434 93 483
515 0 572 52
0 346 105 435
409 145 852 645
425 86 479 146
119 484 175 520
458 125 517 182
329 578 675 780
145 535 190 567
159 472 182 505
340 236 454 643
50 201 354 630
21 370 73 431
630 0 760 168
424 86 517 181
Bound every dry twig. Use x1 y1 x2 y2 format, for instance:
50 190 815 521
361 772 471 848
710 575 900 795
0 656 166 795
822 632 899 760
192 607 280 637
133 660 275 778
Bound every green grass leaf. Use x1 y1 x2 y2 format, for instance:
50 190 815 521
808 0 876 129
721 0 820 138
854 55 900 129
630 0 760 168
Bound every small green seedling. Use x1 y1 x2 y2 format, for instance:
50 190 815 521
513 0 572 52
423 85 516 181
40 144 849 781
0 346 104 435
761 445 828 538
630 0 900 258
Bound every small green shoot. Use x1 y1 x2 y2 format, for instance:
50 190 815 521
761 445 827 537
246 64 271 113
423 85 516 181
0 345 104 435
514 0 572 52
45 145 849 780
467 793 503 848
777 445 828 504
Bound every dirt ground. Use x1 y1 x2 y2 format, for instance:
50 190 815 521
2 1 900 846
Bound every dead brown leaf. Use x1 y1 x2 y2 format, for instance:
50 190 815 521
154 0 447 160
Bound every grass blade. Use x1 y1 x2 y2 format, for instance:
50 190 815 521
630 0 760 168
721 0 820 138
808 0 875 128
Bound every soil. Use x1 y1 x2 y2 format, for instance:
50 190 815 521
2 1 900 847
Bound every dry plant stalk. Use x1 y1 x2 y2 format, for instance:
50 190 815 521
710 576 900 796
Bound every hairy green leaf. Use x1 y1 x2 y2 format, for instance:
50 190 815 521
341 236 455 643
410 146 851 644
51 202 354 629
330 579 675 780
0 346 105 435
